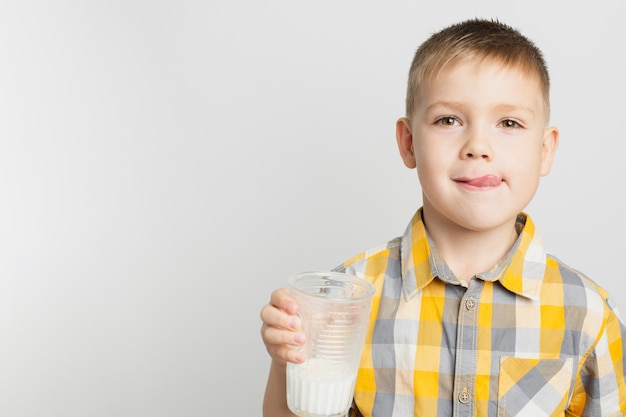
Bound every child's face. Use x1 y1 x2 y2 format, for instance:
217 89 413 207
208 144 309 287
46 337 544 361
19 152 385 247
396 59 558 233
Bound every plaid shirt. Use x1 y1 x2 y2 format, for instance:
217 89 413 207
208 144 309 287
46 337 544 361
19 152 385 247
337 208 626 417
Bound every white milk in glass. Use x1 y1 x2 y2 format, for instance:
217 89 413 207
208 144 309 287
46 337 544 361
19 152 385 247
287 359 356 417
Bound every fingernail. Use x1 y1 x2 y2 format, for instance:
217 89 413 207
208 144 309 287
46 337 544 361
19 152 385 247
288 317 300 330
294 333 305 344
295 352 306 362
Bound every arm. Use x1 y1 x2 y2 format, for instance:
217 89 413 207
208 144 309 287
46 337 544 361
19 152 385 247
263 361 294 417
260 288 306 417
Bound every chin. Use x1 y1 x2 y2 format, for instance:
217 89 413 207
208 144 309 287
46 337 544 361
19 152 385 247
452 210 519 232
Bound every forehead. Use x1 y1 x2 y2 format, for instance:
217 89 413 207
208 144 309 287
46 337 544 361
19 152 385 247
445 57 540 82
418 58 549 120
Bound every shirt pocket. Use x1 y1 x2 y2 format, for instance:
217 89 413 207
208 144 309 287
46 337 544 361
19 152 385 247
497 357 573 417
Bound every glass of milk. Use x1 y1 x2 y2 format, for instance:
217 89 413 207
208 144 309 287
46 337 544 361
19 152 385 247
286 271 375 417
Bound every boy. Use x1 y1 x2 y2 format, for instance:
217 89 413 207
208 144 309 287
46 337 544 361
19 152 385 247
260 18 626 417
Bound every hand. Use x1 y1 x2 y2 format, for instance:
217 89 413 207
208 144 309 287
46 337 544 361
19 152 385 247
260 288 306 365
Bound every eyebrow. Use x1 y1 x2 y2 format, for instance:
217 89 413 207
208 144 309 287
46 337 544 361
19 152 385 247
492 103 536 116
425 101 467 113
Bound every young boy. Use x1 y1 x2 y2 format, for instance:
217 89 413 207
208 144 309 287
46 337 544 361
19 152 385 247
260 18 626 417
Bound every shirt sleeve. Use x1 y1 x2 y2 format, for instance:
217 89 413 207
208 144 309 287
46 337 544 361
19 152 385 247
573 296 626 416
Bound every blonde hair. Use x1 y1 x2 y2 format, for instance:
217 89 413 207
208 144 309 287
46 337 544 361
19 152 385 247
406 19 550 120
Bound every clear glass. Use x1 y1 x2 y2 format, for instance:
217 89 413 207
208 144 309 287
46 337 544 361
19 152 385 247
286 271 375 417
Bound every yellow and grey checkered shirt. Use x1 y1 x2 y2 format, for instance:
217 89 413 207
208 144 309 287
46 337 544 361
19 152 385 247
337 208 626 417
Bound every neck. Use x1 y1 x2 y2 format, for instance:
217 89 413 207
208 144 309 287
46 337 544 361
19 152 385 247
422 209 519 284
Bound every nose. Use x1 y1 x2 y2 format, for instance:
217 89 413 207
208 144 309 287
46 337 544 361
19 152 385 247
460 127 493 161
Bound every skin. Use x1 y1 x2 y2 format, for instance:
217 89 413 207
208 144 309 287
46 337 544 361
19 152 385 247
260 58 559 417
396 59 558 282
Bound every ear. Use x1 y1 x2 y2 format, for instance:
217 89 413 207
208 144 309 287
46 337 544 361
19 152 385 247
540 126 559 176
396 117 417 169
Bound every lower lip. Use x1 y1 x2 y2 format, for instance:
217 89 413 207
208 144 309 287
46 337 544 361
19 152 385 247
455 181 503 191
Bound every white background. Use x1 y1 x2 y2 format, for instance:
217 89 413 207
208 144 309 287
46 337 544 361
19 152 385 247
0 1 624 416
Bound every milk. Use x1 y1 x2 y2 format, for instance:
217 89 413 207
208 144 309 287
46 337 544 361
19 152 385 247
287 359 356 417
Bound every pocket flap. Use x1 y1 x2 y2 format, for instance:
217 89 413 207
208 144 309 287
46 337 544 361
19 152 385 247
498 357 573 417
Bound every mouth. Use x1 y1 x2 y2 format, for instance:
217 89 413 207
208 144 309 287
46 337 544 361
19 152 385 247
454 174 503 190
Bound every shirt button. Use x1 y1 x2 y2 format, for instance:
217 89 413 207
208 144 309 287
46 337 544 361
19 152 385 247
458 388 471 404
465 297 477 311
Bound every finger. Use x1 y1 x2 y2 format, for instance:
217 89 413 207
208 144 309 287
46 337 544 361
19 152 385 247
260 303 302 332
261 322 305 346
267 344 306 364
262 324 306 364
269 288 298 315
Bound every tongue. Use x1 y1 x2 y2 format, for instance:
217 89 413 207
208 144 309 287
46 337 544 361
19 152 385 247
465 175 502 187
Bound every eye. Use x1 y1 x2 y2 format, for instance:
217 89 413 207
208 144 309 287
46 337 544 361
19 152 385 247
435 116 460 126
500 119 522 128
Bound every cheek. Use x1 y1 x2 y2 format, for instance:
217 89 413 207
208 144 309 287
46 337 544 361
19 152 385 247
413 140 449 169
504 154 543 191
415 154 448 188
500 141 544 171
414 151 437 173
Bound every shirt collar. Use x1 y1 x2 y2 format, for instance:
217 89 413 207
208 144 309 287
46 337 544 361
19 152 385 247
400 208 546 301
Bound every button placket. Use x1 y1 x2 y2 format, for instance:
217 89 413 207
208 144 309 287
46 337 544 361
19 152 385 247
453 281 482 416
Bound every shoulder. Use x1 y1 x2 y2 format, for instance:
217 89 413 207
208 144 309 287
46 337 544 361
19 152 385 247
334 237 402 278
545 253 609 306
544 253 619 342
